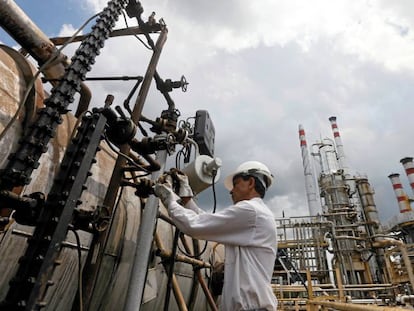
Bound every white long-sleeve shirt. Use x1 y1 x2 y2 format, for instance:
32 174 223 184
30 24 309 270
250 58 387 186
167 197 278 311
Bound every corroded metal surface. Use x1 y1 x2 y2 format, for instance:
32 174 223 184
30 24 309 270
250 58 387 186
0 1 222 310
0 45 44 169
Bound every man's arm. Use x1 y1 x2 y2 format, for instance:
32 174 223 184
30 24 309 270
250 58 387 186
168 200 256 245
183 198 205 214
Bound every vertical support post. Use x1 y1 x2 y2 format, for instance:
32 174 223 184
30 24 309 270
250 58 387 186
306 269 313 300
124 150 168 311
335 266 345 302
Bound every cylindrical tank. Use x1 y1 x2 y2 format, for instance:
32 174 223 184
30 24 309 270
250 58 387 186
0 59 221 310
0 48 141 308
356 177 381 229
0 44 44 168
0 1 223 309
319 138 340 174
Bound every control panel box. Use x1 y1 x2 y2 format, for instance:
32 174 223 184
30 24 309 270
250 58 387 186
193 110 215 157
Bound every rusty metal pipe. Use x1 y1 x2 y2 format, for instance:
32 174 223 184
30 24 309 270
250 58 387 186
130 26 168 123
170 274 188 311
0 0 58 65
156 232 217 311
75 83 92 118
154 233 188 311
0 0 67 80
0 0 92 115
156 249 211 269
196 271 218 311
179 232 218 311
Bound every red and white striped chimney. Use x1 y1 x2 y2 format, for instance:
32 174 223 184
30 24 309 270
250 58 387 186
400 157 414 196
388 173 412 213
328 116 349 174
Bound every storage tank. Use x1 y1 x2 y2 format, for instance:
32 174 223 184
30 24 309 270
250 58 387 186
0 1 222 310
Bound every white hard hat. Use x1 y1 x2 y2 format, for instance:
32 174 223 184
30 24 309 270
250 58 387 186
224 161 274 191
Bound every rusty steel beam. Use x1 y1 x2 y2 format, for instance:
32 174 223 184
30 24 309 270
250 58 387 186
0 0 92 116
49 26 160 46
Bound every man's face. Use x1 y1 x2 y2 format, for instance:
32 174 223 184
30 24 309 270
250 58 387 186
230 175 253 203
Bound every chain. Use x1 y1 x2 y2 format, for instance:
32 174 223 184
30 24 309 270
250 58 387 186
0 0 129 308
0 0 129 190
2 111 107 310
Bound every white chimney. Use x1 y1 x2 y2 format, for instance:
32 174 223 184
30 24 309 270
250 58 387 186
328 116 349 175
299 124 322 216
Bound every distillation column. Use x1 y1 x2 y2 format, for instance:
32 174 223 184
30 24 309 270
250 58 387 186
316 117 378 287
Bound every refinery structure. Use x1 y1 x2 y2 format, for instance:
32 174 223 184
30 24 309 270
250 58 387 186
271 116 414 310
1 0 414 310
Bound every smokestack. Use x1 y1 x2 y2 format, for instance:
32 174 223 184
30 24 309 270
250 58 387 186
388 173 412 213
401 157 414 196
328 116 349 174
299 124 322 216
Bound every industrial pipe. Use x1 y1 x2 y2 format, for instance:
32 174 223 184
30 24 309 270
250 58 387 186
154 233 188 311
124 149 168 311
178 232 219 311
156 248 211 269
84 27 169 307
0 0 92 117
372 239 414 292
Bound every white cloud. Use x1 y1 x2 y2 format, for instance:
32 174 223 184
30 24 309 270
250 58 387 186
13 0 414 224
59 24 79 37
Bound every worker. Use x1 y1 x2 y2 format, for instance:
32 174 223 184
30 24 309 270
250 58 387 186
154 161 278 311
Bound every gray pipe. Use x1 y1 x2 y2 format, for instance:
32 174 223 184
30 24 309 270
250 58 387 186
124 148 167 311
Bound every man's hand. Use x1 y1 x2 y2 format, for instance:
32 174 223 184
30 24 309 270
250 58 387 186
174 170 194 198
154 181 180 207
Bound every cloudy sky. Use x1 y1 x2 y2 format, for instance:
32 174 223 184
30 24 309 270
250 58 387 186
1 0 414 224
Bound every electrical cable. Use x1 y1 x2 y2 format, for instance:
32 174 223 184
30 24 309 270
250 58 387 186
97 185 129 310
121 10 152 50
171 134 219 258
176 170 217 259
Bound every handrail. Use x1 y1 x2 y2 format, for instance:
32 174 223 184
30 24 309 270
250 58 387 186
307 300 407 311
